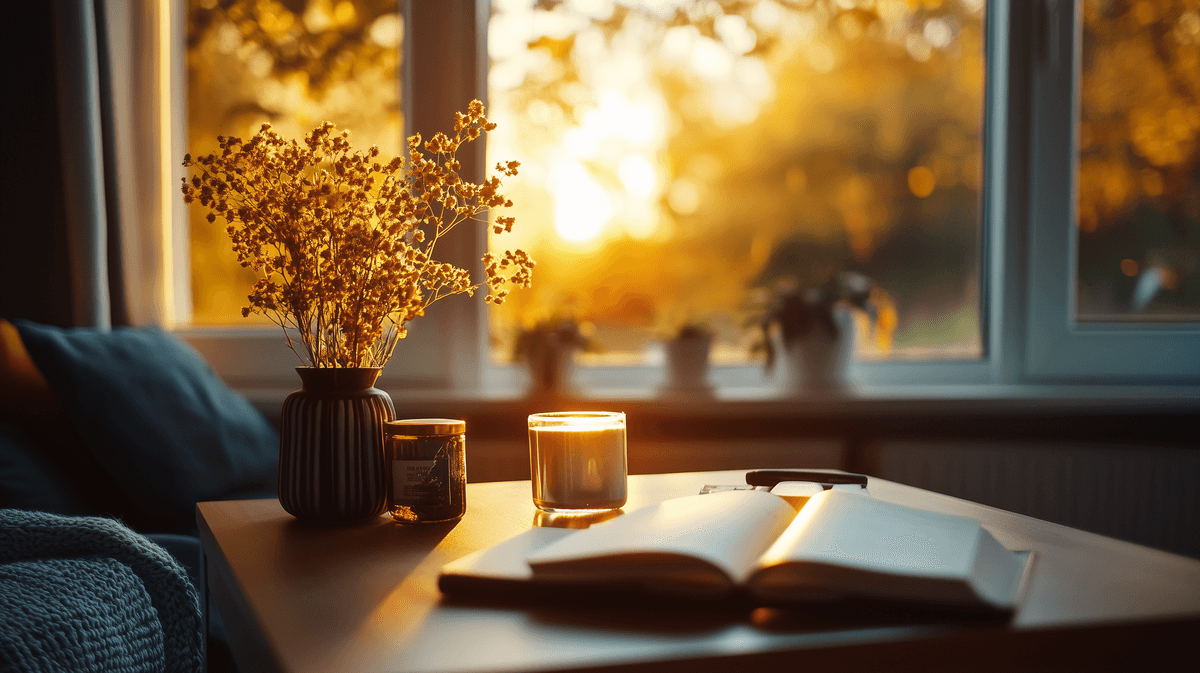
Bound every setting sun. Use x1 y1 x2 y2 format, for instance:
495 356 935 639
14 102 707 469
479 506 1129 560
554 162 613 242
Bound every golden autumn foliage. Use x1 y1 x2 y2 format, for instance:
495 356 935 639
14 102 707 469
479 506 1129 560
1079 0 1200 234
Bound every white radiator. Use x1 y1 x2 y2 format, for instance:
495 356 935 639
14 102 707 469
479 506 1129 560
876 442 1200 558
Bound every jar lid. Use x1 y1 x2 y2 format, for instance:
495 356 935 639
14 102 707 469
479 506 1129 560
385 418 466 436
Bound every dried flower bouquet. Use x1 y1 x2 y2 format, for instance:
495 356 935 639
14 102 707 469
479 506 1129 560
182 100 533 368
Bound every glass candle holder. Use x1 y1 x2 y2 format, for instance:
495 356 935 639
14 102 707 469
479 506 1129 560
528 411 627 511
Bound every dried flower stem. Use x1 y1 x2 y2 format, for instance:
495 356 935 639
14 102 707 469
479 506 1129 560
182 100 534 368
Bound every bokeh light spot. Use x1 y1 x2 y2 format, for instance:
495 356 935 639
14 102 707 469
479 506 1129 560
667 179 700 214
908 166 936 198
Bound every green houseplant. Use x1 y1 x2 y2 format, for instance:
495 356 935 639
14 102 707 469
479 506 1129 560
753 271 895 393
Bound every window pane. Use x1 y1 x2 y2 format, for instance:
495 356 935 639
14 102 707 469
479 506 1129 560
185 0 403 325
1077 0 1200 321
487 0 985 366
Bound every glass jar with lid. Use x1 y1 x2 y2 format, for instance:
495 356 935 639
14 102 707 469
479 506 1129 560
384 418 466 523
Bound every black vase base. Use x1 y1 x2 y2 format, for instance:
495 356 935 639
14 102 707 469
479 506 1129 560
283 509 389 527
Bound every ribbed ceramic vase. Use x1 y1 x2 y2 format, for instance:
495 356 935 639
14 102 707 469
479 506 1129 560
278 367 395 523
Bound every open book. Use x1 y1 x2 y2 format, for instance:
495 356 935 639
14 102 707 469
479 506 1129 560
439 489 1034 613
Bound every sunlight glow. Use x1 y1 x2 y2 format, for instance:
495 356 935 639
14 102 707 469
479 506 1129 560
619 155 658 197
554 162 614 242
668 178 701 215
567 0 615 20
593 93 659 145
751 1 784 32
688 35 736 79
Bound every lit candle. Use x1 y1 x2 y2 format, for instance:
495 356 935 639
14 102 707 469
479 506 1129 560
528 412 627 511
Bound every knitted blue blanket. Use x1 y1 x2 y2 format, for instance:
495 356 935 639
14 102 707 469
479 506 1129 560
0 509 203 673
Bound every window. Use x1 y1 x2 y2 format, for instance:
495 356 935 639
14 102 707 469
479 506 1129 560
1076 0 1199 320
1024 0 1199 382
485 0 988 371
167 0 1198 392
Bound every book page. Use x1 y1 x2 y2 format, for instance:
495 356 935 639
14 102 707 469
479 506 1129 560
749 490 1030 609
758 490 980 578
441 527 579 583
526 489 797 592
969 524 1028 608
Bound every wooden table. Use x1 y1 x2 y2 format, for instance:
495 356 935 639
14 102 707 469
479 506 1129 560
197 470 1200 673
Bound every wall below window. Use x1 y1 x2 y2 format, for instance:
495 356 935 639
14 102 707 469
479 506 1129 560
870 440 1200 560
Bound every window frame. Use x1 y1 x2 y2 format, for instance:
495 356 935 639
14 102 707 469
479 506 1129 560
155 0 1197 396
1022 0 1200 383
170 0 486 392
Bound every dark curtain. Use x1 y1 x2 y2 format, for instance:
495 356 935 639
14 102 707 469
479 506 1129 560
1 3 74 327
0 1 128 329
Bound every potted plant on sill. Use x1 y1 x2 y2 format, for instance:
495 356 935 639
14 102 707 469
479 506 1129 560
752 270 896 394
513 317 597 399
746 233 896 394
661 321 716 397
182 101 534 523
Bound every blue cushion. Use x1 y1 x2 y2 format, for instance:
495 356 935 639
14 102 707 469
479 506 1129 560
0 422 90 515
14 321 278 532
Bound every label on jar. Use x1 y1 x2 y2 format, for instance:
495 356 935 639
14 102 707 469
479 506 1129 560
392 459 448 506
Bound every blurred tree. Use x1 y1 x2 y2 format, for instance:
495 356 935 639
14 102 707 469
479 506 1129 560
487 0 985 360
186 0 402 325
1078 0 1200 317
